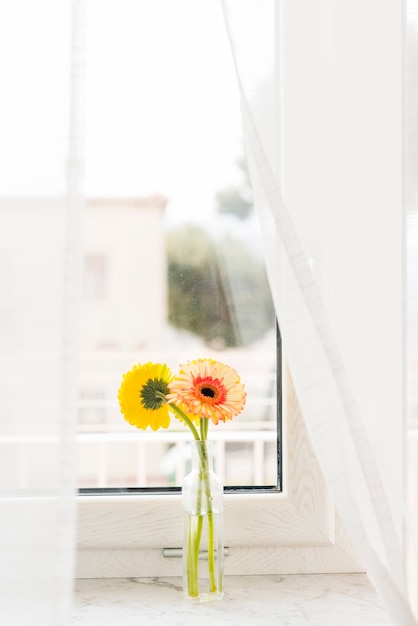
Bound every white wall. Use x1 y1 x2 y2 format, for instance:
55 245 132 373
281 0 404 548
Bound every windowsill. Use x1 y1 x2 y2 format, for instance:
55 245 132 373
72 573 390 625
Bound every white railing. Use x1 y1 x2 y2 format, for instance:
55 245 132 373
76 428 278 488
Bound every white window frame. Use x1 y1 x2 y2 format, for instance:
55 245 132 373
76 364 362 578
76 1 362 581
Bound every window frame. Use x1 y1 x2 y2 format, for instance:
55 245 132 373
76 362 362 578
76 1 361 579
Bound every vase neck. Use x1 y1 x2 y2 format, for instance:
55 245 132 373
190 439 214 472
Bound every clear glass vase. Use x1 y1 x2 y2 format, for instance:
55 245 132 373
182 439 224 602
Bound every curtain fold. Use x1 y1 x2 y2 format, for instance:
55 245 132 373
222 1 417 625
0 1 84 623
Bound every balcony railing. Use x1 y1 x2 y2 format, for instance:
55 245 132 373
76 427 278 489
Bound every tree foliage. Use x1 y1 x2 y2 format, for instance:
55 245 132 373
215 187 253 221
215 155 254 220
167 224 275 348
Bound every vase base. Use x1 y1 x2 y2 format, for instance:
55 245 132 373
184 590 224 603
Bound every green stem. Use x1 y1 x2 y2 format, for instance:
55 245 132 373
198 437 217 593
207 510 216 592
159 395 217 597
187 512 204 598
186 438 218 597
168 403 201 441
187 515 195 596
200 418 209 441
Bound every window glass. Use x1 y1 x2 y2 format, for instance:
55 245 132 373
78 0 280 490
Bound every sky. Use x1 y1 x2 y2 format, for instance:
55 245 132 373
0 0 252 235
0 0 262 260
85 0 245 227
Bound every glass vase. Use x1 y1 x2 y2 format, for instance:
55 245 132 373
182 439 224 602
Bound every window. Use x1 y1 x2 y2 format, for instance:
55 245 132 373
78 0 279 491
76 0 360 579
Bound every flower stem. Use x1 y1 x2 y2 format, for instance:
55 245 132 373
198 438 217 594
162 398 218 597
200 418 209 441
207 509 216 592
168 403 201 441
187 513 202 597
205 470 217 590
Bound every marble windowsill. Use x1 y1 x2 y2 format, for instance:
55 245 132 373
72 574 391 625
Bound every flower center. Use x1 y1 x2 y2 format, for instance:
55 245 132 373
201 387 215 398
140 377 169 411
194 376 227 405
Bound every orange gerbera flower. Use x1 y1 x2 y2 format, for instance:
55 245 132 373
167 358 246 425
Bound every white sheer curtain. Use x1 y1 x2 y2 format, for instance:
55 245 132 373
0 1 84 624
2 1 417 624
222 1 417 625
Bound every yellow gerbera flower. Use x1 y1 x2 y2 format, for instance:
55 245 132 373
118 362 173 431
167 358 246 425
